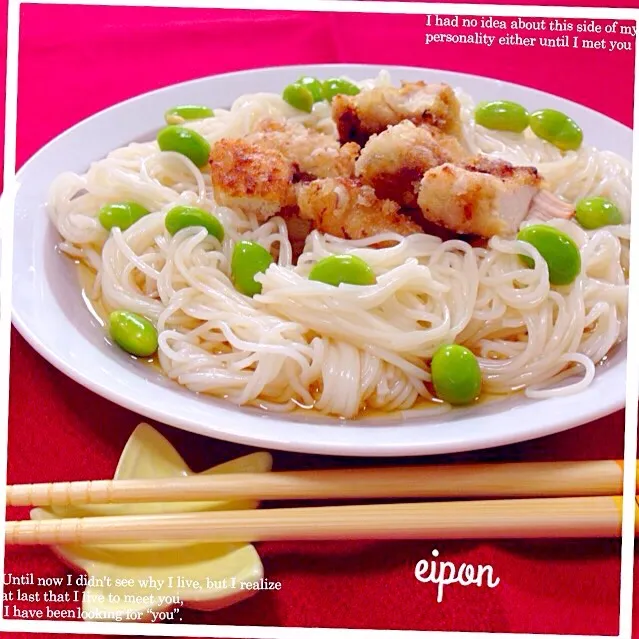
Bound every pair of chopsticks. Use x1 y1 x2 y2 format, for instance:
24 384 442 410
4 459 638 545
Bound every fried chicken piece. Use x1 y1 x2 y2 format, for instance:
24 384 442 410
247 119 360 179
332 81 462 146
355 121 468 208
209 138 296 221
296 177 422 241
417 156 544 238
209 119 363 219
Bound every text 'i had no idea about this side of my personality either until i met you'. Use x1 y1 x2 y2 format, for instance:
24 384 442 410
424 15 636 52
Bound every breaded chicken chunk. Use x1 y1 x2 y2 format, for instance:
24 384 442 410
417 156 543 238
296 177 422 241
355 121 468 208
209 138 296 221
209 119 362 220
332 81 462 146
247 119 360 179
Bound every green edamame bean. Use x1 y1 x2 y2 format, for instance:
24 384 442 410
308 255 376 287
529 109 583 151
99 202 150 231
322 78 361 101
575 196 623 230
157 125 211 168
231 240 274 297
297 76 324 103
431 344 482 406
164 205 224 241
517 224 581 286
474 100 529 133
282 83 314 113
164 105 214 125
108 310 158 358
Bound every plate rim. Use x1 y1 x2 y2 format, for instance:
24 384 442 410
9 62 630 457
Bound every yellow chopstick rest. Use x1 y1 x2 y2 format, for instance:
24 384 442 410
28 424 272 623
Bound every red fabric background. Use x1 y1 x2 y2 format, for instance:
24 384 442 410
5 2 639 637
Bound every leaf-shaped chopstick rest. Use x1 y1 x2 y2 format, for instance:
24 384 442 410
30 423 272 622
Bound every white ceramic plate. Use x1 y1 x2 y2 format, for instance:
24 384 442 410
11 64 630 457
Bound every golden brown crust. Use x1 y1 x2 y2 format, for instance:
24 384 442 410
417 157 541 238
209 101 547 244
209 138 296 221
333 95 368 147
462 155 541 187
423 82 462 137
356 121 467 207
296 177 422 241
246 119 360 179
332 81 463 146
424 123 468 160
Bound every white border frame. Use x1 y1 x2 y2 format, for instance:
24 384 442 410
0 1 637 637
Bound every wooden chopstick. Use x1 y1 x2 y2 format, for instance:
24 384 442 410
5 496 633 545
6 459 635 507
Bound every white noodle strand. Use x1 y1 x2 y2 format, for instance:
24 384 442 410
46 71 630 419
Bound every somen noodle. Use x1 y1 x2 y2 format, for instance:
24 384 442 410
47 71 630 419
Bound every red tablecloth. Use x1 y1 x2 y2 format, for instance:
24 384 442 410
5 3 639 637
